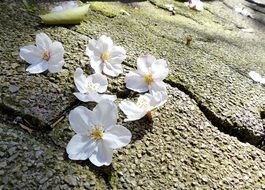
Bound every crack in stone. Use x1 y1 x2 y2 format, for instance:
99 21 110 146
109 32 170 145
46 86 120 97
164 78 265 150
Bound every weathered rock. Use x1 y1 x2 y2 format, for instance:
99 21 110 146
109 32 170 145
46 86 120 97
0 122 107 189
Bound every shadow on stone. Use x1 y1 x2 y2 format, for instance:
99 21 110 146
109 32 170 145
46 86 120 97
123 116 153 143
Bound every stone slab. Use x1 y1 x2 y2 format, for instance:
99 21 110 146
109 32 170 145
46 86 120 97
72 0 265 145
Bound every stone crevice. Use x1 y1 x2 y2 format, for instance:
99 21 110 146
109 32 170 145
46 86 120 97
165 78 265 150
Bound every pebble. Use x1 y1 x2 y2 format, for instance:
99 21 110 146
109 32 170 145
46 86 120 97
64 176 78 186
0 162 7 168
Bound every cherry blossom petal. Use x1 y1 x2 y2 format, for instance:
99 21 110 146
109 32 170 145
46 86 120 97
48 60 64 73
26 61 48 74
125 71 148 92
147 90 168 108
98 35 113 52
74 68 88 93
36 33 52 50
49 41 64 58
103 125 131 149
151 59 169 80
89 141 113 166
149 81 167 92
19 45 43 64
73 92 101 102
137 55 156 75
86 39 102 58
93 100 118 127
69 106 95 134
103 61 123 77
100 94 117 102
249 71 262 82
90 60 104 74
67 134 98 160
89 73 108 93
119 100 146 121
109 46 126 65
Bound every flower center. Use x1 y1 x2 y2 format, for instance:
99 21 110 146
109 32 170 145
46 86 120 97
144 74 154 85
136 96 150 109
101 52 110 62
87 81 100 91
90 128 104 140
42 51 50 61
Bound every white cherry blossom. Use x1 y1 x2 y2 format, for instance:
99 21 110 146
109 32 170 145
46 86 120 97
51 1 79 12
19 33 64 74
86 35 126 77
184 0 204 11
73 68 116 103
119 90 168 122
67 100 132 166
125 55 169 93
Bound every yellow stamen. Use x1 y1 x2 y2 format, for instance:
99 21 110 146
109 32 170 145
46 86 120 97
144 74 154 85
42 51 50 61
90 128 104 140
87 81 100 91
101 52 110 62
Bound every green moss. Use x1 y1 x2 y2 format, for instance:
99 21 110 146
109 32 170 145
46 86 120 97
108 172 119 190
90 2 120 18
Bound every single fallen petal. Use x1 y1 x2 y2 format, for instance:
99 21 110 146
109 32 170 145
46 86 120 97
249 71 262 82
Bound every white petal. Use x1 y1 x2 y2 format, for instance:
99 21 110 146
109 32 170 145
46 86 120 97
89 141 113 166
147 90 168 108
260 78 265 84
196 1 204 11
119 100 146 121
66 134 98 160
89 73 108 93
151 59 169 80
98 35 113 52
49 41 64 58
103 125 132 149
69 106 95 134
109 45 126 64
249 71 262 82
100 94 117 102
125 71 148 93
51 6 64 12
86 39 103 58
73 92 101 102
52 1 79 12
91 59 104 74
103 61 123 77
26 61 48 73
137 55 156 75
93 100 118 127
36 33 52 50
149 81 167 92
19 45 43 64
48 60 64 73
74 68 88 93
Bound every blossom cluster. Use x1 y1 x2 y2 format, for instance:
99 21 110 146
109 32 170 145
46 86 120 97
19 33 169 166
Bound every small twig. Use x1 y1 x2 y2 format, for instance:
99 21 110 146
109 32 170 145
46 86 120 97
19 123 33 133
50 116 65 128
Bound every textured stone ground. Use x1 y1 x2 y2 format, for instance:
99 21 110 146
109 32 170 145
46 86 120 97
0 0 265 189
